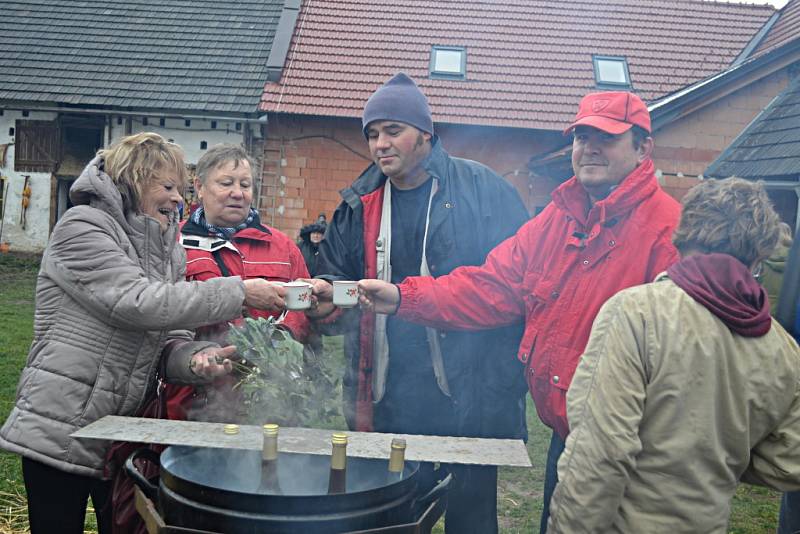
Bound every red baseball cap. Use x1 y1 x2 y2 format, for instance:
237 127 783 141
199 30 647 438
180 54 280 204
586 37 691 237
563 91 651 135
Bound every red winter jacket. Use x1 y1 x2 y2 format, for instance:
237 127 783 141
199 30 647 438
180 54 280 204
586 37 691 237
181 218 311 343
397 159 681 438
167 217 311 420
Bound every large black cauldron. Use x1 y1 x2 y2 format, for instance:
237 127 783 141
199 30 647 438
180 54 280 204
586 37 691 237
126 446 450 533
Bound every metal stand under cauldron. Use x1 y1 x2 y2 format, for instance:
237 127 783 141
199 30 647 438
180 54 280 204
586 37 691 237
134 485 447 534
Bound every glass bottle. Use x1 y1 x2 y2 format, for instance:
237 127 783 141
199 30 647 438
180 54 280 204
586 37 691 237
327 432 348 494
258 423 282 494
386 438 406 483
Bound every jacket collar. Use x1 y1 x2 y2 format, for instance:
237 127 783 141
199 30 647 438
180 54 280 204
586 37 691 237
551 159 658 228
180 210 272 242
342 136 447 209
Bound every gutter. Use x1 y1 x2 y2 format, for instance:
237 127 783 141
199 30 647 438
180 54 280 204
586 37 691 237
0 103 269 124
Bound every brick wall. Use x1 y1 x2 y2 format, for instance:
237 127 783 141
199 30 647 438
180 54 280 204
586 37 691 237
259 115 368 238
653 68 790 201
260 114 560 238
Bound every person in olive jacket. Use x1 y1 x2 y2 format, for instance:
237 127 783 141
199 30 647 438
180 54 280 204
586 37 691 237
0 133 287 534
549 178 800 533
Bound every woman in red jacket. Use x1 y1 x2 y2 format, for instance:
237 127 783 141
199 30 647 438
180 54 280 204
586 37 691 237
174 144 311 421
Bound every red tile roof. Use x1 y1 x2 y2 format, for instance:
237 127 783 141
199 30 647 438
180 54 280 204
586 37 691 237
752 0 800 56
261 0 774 131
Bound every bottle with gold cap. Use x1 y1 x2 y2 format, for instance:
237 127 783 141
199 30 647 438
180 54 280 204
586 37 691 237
386 438 406 483
327 432 348 494
258 423 282 494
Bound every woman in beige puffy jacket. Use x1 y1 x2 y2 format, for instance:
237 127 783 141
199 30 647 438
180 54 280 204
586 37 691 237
0 133 287 533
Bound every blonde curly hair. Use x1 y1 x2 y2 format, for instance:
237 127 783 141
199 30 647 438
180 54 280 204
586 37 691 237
673 177 781 267
98 132 188 213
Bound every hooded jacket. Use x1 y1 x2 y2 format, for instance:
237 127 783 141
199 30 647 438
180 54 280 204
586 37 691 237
297 222 327 277
549 254 800 533
0 157 246 478
318 137 529 439
397 159 680 438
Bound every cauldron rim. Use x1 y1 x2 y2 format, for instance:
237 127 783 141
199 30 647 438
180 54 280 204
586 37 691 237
125 446 449 533
158 445 422 514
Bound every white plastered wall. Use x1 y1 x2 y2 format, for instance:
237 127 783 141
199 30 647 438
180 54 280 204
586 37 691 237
0 111 253 252
0 110 58 252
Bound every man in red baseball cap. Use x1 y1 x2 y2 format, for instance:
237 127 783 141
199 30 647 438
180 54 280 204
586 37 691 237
564 91 653 203
337 90 682 533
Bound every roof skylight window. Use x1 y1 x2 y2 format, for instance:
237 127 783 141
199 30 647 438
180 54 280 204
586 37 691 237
430 46 466 79
593 55 631 88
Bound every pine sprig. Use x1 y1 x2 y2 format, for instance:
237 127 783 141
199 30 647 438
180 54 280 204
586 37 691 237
227 317 342 428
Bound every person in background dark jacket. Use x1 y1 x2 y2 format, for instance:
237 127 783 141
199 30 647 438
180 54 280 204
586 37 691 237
307 72 529 534
298 218 327 277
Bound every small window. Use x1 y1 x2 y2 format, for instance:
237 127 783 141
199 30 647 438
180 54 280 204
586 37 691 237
116 116 122 125
430 46 466 80
142 117 149 126
200 141 208 149
159 118 166 127
211 121 217 129
235 122 242 131
185 119 191 127
593 55 631 88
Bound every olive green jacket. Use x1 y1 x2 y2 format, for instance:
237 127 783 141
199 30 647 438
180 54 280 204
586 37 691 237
549 275 800 533
762 240 790 315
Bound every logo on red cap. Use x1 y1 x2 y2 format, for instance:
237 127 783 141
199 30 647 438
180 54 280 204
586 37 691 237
564 91 651 136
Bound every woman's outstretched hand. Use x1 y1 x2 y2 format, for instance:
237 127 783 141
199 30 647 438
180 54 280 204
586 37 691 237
243 279 286 311
190 345 237 378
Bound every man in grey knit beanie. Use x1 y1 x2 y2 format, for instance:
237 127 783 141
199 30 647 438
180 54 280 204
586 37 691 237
309 72 529 534
362 72 434 137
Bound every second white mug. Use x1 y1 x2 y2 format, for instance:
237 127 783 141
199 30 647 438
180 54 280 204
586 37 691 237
333 280 359 308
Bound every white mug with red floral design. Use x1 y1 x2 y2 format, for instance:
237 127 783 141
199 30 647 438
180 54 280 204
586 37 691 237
282 281 313 310
333 280 359 308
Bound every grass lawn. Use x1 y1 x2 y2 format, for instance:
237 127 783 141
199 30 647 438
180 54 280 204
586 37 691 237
0 252 783 533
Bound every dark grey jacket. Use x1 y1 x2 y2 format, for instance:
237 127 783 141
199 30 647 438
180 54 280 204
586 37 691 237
0 157 246 478
318 138 530 439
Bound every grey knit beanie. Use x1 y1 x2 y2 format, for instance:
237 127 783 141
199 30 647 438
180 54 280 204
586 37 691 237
362 73 434 137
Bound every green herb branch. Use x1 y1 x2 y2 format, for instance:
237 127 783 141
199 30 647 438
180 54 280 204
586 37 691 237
227 317 342 428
